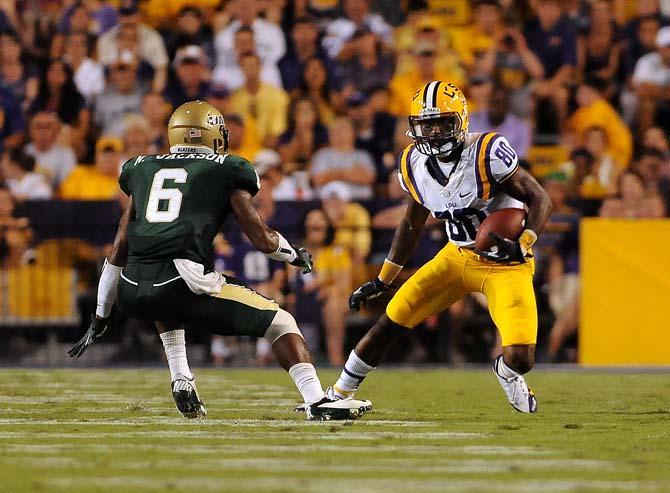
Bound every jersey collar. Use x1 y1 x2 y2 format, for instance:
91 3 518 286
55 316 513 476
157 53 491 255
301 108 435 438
170 145 215 155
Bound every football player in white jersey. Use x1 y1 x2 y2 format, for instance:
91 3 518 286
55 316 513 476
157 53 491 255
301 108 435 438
329 81 552 413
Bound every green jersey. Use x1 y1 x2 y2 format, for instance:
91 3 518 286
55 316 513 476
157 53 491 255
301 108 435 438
119 152 260 269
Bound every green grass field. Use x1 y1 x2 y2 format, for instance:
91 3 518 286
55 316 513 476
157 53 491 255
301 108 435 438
1 368 669 493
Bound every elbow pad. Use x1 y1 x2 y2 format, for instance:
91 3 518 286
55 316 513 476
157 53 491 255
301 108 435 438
96 259 122 318
266 232 298 263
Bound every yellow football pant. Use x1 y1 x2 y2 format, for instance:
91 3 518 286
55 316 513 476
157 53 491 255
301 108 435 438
386 242 537 346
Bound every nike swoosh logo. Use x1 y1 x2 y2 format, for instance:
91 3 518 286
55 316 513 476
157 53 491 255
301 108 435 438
459 191 472 198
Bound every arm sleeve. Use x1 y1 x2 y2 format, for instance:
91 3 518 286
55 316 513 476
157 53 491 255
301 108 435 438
488 135 519 184
234 158 261 197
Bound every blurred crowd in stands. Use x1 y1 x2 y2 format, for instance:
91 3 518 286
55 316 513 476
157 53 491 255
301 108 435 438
1 0 670 365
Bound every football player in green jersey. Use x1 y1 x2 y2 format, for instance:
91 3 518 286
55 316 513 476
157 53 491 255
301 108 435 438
69 101 371 421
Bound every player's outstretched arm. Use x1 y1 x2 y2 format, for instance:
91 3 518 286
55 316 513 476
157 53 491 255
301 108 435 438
69 197 134 358
230 189 312 273
350 198 429 311
477 168 553 264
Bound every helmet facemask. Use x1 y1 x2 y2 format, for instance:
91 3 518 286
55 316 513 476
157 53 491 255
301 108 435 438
409 112 465 161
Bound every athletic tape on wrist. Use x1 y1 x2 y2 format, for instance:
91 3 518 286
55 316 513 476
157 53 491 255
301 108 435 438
379 258 403 284
96 259 122 318
266 232 298 263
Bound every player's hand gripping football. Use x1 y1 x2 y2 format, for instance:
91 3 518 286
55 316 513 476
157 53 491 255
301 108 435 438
350 278 392 311
475 232 527 264
290 247 313 274
68 315 109 358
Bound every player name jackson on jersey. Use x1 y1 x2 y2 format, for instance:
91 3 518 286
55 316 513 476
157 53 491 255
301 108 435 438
397 131 524 248
118 152 260 269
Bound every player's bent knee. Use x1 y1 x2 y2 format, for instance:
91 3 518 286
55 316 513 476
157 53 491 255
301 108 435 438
263 309 303 344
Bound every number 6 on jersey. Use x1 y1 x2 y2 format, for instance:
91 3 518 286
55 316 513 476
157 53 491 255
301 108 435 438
145 168 188 223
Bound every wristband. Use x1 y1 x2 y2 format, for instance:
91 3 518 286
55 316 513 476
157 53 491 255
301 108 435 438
96 259 122 318
266 232 298 263
519 229 538 255
378 258 403 284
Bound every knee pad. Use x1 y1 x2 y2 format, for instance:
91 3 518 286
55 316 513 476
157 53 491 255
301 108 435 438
263 309 304 344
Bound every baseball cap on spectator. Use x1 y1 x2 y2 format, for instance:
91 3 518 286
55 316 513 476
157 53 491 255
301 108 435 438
96 136 124 153
346 92 369 107
254 150 281 177
320 181 353 202
173 45 208 68
207 84 230 99
178 5 202 18
656 26 670 48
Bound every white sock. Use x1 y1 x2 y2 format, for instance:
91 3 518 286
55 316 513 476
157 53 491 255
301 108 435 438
495 355 520 380
288 363 324 404
333 350 375 398
159 330 193 381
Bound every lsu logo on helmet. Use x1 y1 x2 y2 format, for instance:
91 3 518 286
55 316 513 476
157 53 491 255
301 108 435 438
408 81 469 161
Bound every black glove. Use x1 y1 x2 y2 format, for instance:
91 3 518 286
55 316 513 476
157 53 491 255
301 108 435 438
68 315 109 358
475 232 527 264
290 247 313 274
349 278 392 311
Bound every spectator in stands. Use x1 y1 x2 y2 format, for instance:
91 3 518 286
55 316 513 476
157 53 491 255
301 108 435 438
632 26 670 133
205 84 231 115
0 84 26 152
24 112 77 187
112 22 161 88
214 0 285 83
623 0 669 73
599 171 665 217
141 92 170 153
450 0 504 72
311 117 376 200
578 126 621 198
345 91 396 186
0 186 33 269
338 27 395 94
95 51 144 137
0 32 38 109
224 113 261 161
50 2 96 59
299 57 337 124
577 0 621 90
479 26 545 118
279 17 332 94
320 181 371 265
162 6 215 63
322 0 393 60
97 4 168 92
643 126 670 159
29 59 88 155
231 52 289 147
59 137 123 200
1 148 52 201
632 147 670 211
164 45 210 108
213 26 282 91
65 31 105 104
567 76 632 167
469 84 531 159
525 0 577 133
388 41 465 116
293 208 352 364
278 96 328 174
121 115 153 158
57 0 118 37
538 173 580 362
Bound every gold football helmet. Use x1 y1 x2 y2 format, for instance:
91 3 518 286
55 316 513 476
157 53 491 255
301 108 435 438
168 100 229 154
409 81 468 160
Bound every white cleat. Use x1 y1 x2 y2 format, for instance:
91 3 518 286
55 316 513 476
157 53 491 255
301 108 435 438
304 387 372 421
171 373 207 418
493 356 537 413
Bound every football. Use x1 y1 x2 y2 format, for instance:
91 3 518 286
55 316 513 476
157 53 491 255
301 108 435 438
475 208 526 251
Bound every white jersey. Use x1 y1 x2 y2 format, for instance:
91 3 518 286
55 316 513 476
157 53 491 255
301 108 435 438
398 131 524 248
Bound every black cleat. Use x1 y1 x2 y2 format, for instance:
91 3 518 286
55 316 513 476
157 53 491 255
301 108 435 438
171 374 207 418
